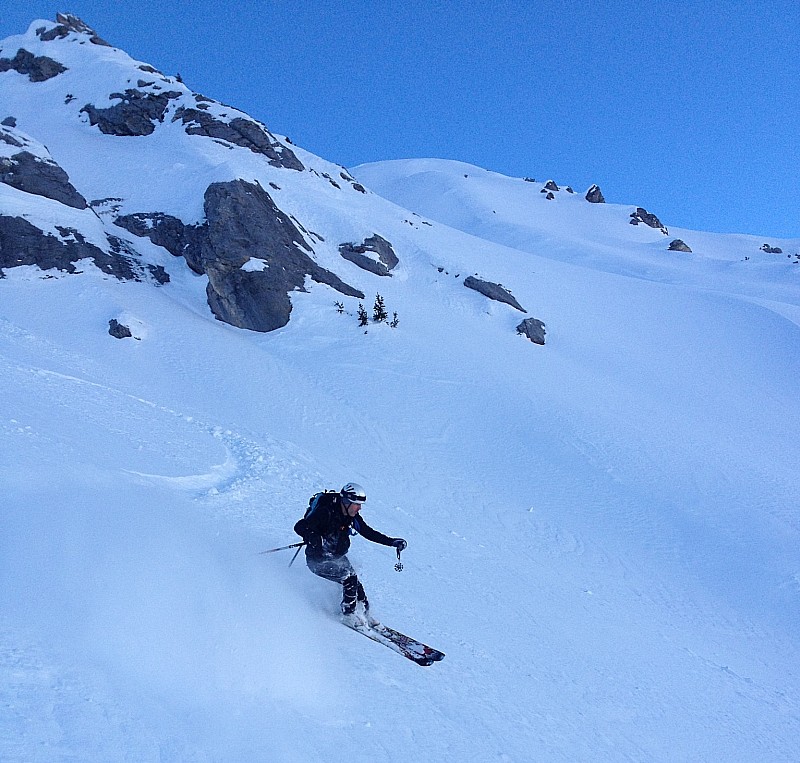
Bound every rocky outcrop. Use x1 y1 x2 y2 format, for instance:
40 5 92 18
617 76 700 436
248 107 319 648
0 215 166 282
516 317 546 345
114 210 197 266
668 239 692 253
464 276 526 312
116 179 363 331
761 243 783 254
338 234 399 276
0 49 67 82
106 235 169 284
37 13 111 46
202 181 363 330
585 184 605 203
81 89 182 136
544 180 559 192
0 129 22 148
0 150 87 209
629 207 668 235
172 108 304 170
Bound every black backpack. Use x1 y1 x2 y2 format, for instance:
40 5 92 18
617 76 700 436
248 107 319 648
304 490 338 519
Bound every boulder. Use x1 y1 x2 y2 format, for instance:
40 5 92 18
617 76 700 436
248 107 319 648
116 179 363 331
585 184 605 203
761 244 783 254
464 276 526 312
544 180 559 192
338 234 399 276
516 318 546 345
668 239 692 253
203 263 290 332
200 181 360 330
629 207 668 234
108 319 133 339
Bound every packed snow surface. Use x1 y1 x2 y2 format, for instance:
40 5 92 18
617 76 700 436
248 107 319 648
2 18 800 763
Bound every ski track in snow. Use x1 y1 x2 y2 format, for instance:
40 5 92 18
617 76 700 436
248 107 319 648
2 350 325 535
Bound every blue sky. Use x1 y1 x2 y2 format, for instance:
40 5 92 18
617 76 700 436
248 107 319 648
1 1 797 237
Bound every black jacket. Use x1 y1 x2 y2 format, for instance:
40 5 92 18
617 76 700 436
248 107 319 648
294 492 395 561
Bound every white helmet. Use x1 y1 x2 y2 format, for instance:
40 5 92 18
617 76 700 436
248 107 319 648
341 482 367 504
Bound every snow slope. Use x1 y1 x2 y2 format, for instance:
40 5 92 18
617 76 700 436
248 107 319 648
2 17 800 763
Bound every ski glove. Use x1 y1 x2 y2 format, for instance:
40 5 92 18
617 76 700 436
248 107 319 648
392 538 407 551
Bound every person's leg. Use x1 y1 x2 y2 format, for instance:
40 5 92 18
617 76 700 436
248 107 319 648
341 574 359 615
307 556 361 613
356 580 369 611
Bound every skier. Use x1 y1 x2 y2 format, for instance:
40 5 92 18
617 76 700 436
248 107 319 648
294 482 407 617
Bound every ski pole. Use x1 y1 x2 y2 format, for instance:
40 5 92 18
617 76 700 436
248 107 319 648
394 547 404 572
288 544 303 568
257 541 305 555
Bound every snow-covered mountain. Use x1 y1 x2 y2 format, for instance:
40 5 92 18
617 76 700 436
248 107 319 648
2 14 799 762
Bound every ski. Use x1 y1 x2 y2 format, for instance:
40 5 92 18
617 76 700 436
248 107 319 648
342 614 445 666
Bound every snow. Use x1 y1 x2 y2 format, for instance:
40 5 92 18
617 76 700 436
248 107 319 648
2 17 800 763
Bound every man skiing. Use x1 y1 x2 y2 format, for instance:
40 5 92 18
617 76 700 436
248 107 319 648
294 482 407 617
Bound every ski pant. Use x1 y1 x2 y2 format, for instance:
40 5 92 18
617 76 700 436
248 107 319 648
306 554 367 609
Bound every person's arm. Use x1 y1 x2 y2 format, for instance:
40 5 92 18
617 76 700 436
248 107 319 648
354 515 406 550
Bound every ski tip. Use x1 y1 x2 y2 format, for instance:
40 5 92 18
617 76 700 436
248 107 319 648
415 654 444 667
412 649 445 666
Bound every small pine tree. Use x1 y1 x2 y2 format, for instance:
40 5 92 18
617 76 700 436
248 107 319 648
390 312 399 328
357 303 369 327
334 301 345 314
373 293 388 323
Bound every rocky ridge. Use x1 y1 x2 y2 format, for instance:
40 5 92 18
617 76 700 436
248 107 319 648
0 14 377 330
0 121 165 282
